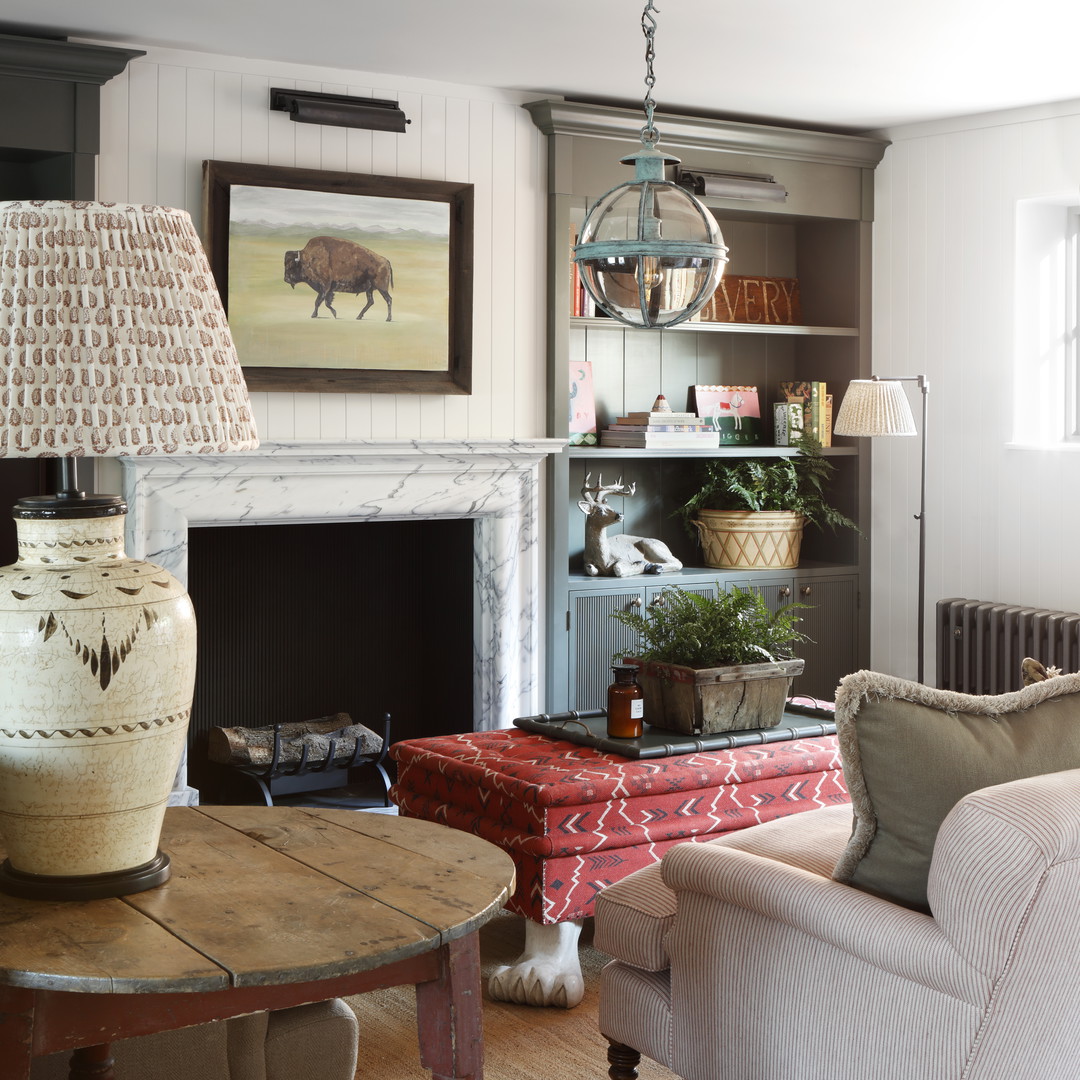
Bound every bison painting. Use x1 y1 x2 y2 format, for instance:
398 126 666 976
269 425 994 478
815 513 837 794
283 235 394 321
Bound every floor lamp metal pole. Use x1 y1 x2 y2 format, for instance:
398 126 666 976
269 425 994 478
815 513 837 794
874 374 929 684
914 376 928 684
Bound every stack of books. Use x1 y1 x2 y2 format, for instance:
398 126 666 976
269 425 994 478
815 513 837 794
601 409 721 448
777 380 832 446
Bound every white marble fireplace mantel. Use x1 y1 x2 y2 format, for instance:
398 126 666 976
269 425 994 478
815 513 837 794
119 439 565 732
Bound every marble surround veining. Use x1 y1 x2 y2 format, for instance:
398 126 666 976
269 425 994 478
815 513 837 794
120 439 565 735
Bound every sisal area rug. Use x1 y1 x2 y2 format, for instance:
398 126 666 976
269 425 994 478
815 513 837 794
347 911 680 1080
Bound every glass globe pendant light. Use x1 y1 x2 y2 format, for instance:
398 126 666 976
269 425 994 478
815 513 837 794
573 1 729 329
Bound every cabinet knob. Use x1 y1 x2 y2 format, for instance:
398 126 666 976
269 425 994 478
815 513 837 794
630 597 643 609
800 586 812 597
779 586 791 598
650 595 666 609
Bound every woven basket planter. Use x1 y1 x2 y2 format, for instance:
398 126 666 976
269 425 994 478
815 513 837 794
692 510 806 570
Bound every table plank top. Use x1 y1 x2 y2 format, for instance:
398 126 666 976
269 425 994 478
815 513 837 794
0 806 514 994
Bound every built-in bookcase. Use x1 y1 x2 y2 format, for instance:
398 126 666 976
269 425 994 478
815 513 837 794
526 99 888 708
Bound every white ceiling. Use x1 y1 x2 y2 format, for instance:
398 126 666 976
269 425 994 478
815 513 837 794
5 0 1080 132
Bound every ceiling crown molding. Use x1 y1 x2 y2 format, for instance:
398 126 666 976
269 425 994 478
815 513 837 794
524 98 888 169
0 32 144 84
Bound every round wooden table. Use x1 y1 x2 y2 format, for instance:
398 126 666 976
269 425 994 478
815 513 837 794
0 805 515 1080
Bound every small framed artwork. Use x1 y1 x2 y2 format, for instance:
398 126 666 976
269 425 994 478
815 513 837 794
690 385 763 445
569 361 598 445
202 160 473 394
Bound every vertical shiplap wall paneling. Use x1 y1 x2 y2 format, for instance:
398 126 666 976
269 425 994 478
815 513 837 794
240 75 271 164
516 120 546 438
127 62 160 201
871 141 907 671
468 98 495 438
938 132 971 614
488 103 519 435
1047 117 1080 598
155 66 188 209
875 99 1080 680
870 142 896 668
96 65 128 200
443 96 474 440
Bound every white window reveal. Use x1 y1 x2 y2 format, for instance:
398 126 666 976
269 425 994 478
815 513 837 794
1012 197 1080 447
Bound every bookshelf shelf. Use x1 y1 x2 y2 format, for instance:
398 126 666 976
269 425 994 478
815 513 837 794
569 446 858 460
570 316 859 337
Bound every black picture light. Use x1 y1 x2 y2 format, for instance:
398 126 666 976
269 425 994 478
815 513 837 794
270 88 410 132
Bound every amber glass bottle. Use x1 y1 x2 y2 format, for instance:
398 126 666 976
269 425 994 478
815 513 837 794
607 663 644 738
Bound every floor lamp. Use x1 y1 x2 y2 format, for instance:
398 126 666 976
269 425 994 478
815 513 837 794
833 375 929 684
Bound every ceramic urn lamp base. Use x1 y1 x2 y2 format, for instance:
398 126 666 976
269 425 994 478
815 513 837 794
0 492 195 901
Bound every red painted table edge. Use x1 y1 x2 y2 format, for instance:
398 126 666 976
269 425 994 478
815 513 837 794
1 930 484 1080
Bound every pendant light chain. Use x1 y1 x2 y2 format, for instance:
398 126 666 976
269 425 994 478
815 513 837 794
571 0 728 328
641 1 659 148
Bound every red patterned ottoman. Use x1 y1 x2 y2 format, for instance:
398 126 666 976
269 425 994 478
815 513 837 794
389 728 849 925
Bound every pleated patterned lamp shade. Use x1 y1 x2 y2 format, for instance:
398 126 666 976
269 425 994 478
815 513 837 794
833 379 917 437
0 200 259 900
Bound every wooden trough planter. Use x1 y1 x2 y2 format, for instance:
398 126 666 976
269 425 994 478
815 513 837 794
632 656 805 735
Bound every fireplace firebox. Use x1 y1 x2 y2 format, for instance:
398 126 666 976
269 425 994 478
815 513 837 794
187 518 473 801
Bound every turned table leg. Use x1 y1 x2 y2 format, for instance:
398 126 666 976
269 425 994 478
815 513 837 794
607 1038 641 1080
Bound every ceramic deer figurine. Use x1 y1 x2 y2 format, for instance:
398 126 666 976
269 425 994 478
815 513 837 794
578 474 683 577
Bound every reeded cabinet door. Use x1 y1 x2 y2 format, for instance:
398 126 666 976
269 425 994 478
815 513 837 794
791 575 858 702
723 575 796 616
570 588 647 710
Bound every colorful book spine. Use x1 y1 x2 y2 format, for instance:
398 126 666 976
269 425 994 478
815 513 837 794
600 431 722 448
810 382 825 443
617 411 698 422
608 422 713 432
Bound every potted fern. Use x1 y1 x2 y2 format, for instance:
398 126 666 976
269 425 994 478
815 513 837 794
676 438 858 569
612 585 807 734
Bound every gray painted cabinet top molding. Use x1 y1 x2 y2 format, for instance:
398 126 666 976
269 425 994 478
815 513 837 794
524 99 889 169
0 32 144 83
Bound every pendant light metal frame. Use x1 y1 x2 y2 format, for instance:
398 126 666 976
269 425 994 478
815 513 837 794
572 1 728 329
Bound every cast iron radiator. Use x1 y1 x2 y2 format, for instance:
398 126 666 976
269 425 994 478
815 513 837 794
937 597 1080 694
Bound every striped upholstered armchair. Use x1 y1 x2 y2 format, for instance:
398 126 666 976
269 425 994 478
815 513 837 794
595 673 1080 1080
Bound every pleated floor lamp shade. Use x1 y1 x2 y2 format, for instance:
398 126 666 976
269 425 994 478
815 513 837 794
833 379 917 438
0 200 259 899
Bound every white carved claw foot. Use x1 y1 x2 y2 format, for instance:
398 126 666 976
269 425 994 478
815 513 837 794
487 917 585 1008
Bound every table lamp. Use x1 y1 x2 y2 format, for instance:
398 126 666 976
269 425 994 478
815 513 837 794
833 375 929 682
0 200 259 899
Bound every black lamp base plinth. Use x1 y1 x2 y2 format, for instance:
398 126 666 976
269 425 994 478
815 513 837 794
0 852 171 900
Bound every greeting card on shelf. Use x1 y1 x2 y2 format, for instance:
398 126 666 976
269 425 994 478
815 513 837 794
689 385 763 446
569 361 597 445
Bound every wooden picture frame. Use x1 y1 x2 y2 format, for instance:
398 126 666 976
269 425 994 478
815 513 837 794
203 160 473 394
